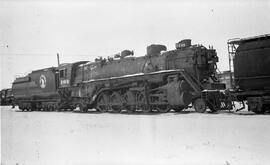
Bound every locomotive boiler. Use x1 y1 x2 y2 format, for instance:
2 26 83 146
71 39 218 83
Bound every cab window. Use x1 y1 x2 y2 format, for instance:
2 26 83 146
60 68 67 78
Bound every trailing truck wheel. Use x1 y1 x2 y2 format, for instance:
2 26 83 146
79 104 88 113
193 98 207 113
156 105 170 113
173 106 184 112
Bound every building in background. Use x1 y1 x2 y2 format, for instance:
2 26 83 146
218 71 234 89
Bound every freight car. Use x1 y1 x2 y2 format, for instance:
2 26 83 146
12 39 229 113
228 34 270 113
0 88 13 106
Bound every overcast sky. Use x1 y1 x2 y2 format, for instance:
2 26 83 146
0 0 269 89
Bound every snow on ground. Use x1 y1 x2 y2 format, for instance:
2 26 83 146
1 106 270 165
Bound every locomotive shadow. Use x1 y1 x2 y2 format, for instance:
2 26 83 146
13 108 270 115
233 111 270 116
73 110 103 114
213 110 270 116
72 109 197 115
121 111 171 115
75 110 162 115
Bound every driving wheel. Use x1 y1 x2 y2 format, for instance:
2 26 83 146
96 93 110 113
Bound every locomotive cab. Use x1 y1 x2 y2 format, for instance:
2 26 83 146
58 63 72 88
58 61 88 88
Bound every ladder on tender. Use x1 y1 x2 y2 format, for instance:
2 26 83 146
227 39 238 89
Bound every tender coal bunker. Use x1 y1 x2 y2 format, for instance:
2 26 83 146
234 37 270 90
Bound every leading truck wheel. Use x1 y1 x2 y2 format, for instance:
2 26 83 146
193 98 207 113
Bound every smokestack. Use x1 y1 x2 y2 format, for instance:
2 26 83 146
57 53 60 66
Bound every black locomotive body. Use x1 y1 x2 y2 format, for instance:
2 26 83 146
11 39 227 113
58 39 226 113
228 34 270 113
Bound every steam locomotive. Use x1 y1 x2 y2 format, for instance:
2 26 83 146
11 39 228 113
